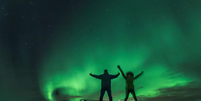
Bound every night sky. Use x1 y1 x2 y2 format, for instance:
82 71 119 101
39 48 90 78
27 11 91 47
1 0 201 101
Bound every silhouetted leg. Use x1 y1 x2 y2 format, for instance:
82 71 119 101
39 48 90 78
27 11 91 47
106 88 112 101
99 88 106 101
124 90 129 101
131 89 138 101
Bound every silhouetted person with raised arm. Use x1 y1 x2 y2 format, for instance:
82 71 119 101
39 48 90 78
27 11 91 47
90 69 120 101
117 65 143 101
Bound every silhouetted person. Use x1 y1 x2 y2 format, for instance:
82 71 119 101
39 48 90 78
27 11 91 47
90 69 120 101
117 65 143 101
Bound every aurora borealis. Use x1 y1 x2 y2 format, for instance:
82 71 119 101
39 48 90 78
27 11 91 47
1 0 201 101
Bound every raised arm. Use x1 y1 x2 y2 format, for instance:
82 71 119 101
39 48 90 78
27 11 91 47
110 72 120 79
117 65 126 79
134 71 143 80
90 73 102 79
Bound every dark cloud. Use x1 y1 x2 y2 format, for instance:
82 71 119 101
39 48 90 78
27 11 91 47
179 58 201 78
136 81 201 101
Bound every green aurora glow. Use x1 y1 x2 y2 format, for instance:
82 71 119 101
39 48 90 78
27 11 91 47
38 0 201 101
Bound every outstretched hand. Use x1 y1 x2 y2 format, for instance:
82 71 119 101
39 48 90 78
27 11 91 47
89 73 92 75
141 71 144 74
117 65 120 68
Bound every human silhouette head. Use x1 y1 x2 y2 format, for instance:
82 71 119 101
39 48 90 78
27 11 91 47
126 71 134 77
104 69 108 74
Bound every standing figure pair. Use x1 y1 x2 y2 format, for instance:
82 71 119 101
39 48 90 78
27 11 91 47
90 65 143 101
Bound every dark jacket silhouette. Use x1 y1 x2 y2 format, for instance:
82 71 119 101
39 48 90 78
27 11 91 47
90 69 120 101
